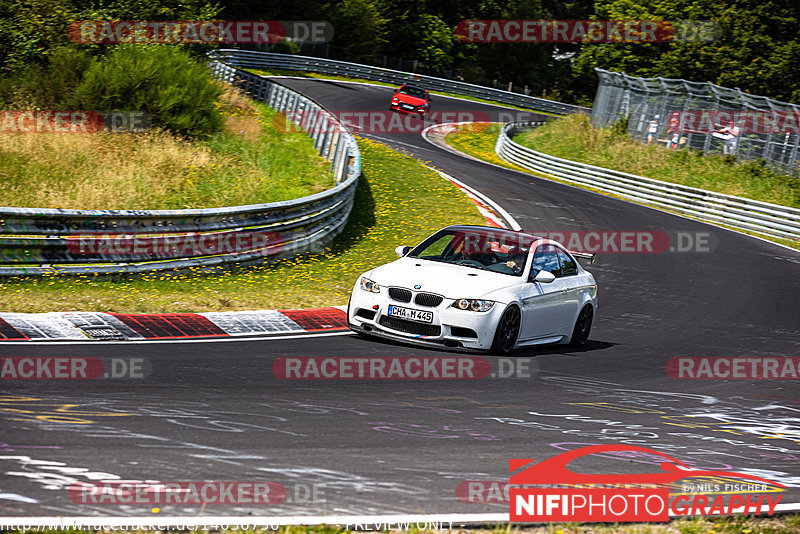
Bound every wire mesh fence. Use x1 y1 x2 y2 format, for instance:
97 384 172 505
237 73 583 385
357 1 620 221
591 68 800 176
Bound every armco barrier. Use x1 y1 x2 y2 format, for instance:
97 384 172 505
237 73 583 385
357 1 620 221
209 49 589 116
496 122 800 241
0 61 360 276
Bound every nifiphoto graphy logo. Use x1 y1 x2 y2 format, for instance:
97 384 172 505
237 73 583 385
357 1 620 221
509 445 785 522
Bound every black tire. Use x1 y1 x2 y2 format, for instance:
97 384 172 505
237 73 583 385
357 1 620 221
569 305 594 347
491 305 521 355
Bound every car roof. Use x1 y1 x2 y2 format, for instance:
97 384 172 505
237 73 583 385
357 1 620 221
399 84 426 91
436 225 574 252
440 224 536 238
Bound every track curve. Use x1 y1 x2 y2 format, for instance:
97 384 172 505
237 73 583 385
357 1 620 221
2 78 799 520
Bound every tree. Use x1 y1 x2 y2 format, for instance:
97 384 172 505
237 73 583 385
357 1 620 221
0 0 75 71
76 45 224 137
572 0 800 103
381 13 456 72
327 0 387 64
0 0 220 72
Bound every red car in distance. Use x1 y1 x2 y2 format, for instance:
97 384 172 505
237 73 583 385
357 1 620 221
389 84 432 118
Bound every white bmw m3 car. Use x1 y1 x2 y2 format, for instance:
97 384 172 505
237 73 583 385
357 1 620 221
347 225 598 354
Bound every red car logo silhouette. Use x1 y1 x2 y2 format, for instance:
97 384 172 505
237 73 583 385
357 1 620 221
510 444 785 488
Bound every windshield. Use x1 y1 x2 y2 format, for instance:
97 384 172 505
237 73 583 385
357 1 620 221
408 228 534 276
398 86 426 99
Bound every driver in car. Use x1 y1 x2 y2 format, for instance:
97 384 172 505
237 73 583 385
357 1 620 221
506 252 525 273
495 242 524 273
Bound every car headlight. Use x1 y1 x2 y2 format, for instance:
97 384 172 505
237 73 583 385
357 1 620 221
359 277 380 293
452 299 494 312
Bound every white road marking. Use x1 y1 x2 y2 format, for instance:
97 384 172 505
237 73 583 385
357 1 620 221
0 330 354 345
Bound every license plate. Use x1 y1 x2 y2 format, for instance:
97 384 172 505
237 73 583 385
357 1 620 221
401 104 414 110
388 305 433 323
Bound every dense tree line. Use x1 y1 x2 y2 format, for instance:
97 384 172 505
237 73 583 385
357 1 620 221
1 0 798 105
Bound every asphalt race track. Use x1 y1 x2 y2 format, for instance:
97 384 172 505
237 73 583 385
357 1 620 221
2 78 799 520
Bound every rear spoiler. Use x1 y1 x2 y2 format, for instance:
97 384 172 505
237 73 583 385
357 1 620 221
569 251 596 264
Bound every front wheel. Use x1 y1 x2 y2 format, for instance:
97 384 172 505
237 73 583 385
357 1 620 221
569 305 594 347
491 305 520 355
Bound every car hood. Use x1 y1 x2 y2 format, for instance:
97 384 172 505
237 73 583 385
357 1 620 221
395 94 427 106
369 258 519 299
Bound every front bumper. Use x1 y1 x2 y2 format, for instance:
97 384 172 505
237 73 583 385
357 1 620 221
348 287 505 351
390 102 426 115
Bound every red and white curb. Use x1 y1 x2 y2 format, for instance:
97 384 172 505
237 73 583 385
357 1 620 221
0 306 348 342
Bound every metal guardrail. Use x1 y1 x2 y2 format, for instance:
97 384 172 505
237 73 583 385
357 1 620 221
496 122 800 241
0 61 361 276
209 49 590 117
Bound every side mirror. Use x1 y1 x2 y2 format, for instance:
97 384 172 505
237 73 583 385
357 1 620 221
533 270 556 284
395 245 411 257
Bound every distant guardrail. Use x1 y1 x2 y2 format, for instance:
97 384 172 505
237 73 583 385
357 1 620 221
0 61 360 276
496 122 800 241
209 49 589 117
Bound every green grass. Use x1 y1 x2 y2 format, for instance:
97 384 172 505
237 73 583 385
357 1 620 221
445 123 533 171
0 137 486 313
246 68 561 117
0 90 332 210
445 121 800 250
514 114 800 209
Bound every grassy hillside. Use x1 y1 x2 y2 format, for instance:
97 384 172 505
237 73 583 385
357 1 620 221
0 87 333 210
514 114 800 209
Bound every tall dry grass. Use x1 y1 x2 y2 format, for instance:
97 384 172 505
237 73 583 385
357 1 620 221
0 89 332 210
0 131 213 209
